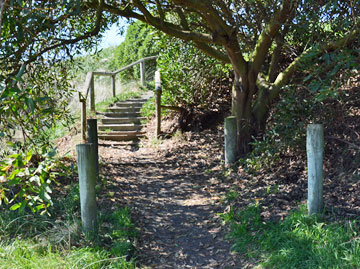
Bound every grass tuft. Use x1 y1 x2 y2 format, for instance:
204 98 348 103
221 204 360 268
0 181 138 268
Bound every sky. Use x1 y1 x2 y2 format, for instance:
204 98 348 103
99 19 128 49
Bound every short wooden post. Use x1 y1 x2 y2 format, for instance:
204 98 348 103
81 100 87 143
90 72 95 112
225 116 237 165
87 119 99 177
155 70 161 137
307 124 324 215
112 75 116 98
76 143 97 234
140 60 145 86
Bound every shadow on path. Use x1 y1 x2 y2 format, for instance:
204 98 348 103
99 134 243 268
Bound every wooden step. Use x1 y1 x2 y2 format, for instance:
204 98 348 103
98 131 145 136
107 107 141 113
113 102 144 108
99 124 143 131
98 133 145 141
104 112 142 118
124 98 148 102
97 92 152 142
98 141 140 147
101 117 146 124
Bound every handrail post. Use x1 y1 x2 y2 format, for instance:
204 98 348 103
140 60 145 86
79 92 87 143
112 74 116 98
90 72 95 112
155 70 161 137
87 119 99 178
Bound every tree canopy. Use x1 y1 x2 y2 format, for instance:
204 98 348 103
1 0 359 155
92 0 358 154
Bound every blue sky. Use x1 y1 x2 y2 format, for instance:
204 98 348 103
99 19 128 49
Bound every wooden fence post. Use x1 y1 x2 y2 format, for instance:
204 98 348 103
76 143 97 234
112 75 116 98
140 60 145 86
225 116 237 165
90 72 95 112
307 124 324 215
81 100 87 143
87 119 99 177
155 70 161 137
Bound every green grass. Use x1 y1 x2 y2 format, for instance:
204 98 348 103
221 204 360 268
140 97 155 118
140 97 170 119
0 182 138 268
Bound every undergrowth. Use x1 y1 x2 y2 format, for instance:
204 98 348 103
221 204 360 268
0 176 138 268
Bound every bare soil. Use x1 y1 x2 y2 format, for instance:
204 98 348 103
96 129 244 268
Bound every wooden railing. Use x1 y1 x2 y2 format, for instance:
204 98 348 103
78 55 158 142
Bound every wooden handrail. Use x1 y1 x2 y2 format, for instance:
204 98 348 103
78 55 158 142
92 56 158 76
81 71 94 101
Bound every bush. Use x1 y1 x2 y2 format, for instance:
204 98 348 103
110 21 161 82
243 47 359 170
0 146 59 214
157 37 232 108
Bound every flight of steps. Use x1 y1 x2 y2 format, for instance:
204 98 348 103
98 93 152 142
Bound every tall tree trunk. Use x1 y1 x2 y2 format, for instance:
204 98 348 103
231 71 254 156
226 39 271 157
231 70 272 156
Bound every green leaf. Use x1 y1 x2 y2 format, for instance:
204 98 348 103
35 204 45 212
7 178 20 186
15 64 26 81
19 200 27 212
25 150 33 162
14 155 24 167
26 97 35 113
45 148 57 158
10 203 21 210
6 141 15 147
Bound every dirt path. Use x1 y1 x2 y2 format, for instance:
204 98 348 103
98 129 243 268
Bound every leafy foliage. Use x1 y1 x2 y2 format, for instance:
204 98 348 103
157 37 232 107
243 46 360 170
110 20 161 81
0 147 59 214
0 62 75 150
0 0 123 150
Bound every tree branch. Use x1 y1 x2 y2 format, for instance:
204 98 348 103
251 0 297 77
175 7 189 30
225 39 248 79
0 0 7 35
193 41 230 64
155 0 165 21
173 0 232 43
268 27 288 83
23 0 105 66
269 26 360 102
100 1 214 44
